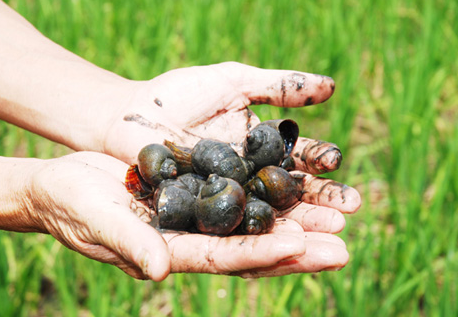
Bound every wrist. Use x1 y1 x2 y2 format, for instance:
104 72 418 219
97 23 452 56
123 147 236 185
0 157 46 233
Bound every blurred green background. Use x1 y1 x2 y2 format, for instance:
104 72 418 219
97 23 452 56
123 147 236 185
1 0 457 316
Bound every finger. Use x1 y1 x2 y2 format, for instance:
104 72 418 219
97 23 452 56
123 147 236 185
282 203 346 233
230 63 335 107
235 239 349 278
291 171 361 213
291 137 342 174
93 206 171 281
270 218 305 233
163 232 307 274
64 151 130 182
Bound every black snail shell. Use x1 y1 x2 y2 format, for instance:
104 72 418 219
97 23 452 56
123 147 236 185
237 194 276 235
195 174 246 235
191 139 255 185
259 119 299 157
165 139 255 185
153 179 196 230
243 124 285 170
177 173 206 197
245 165 303 212
137 144 178 186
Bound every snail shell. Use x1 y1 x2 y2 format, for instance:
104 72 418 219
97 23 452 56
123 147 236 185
137 144 178 186
195 174 246 235
192 139 255 185
125 164 153 199
152 179 196 230
245 165 303 212
166 139 255 185
177 173 206 196
237 194 276 235
243 125 285 170
259 119 299 157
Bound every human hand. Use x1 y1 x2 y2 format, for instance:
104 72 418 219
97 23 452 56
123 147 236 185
99 62 360 277
22 151 351 280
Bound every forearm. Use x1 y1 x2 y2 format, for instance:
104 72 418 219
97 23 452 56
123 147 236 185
0 156 44 232
0 2 136 152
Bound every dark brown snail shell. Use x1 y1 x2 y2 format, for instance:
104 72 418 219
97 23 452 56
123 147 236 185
163 140 194 175
259 119 299 157
191 139 255 185
166 139 255 185
195 174 246 235
125 164 153 199
243 124 285 170
245 166 303 211
176 173 206 197
152 179 196 230
137 144 178 186
237 194 276 235
280 155 296 171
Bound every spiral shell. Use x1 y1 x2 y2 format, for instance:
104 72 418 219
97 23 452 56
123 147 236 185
152 179 196 230
259 119 299 157
243 124 285 170
237 194 276 235
245 165 303 212
137 144 178 186
195 174 246 235
125 164 153 199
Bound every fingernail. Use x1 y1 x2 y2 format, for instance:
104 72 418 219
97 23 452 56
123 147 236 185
330 213 346 233
322 265 344 272
278 251 306 264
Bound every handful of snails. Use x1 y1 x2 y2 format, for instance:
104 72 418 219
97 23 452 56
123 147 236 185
125 119 306 236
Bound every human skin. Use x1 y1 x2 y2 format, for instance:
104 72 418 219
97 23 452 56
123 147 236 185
0 1 361 281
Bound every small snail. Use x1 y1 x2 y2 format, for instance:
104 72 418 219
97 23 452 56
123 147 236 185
245 165 303 212
137 144 178 186
237 194 276 235
195 174 246 235
176 173 206 197
243 124 285 170
152 179 196 230
125 164 153 199
259 119 299 157
166 139 255 185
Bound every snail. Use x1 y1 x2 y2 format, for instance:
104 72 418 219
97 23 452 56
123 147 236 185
195 174 246 235
125 164 153 200
152 179 196 230
244 165 303 212
237 193 276 235
243 124 285 170
259 119 299 157
243 119 299 171
165 139 255 185
137 143 178 186
176 173 206 197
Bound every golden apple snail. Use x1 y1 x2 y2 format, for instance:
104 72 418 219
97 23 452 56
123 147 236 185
125 164 153 200
245 165 304 212
152 179 196 230
195 174 246 235
243 124 285 170
137 143 178 186
124 118 311 236
166 139 255 185
236 193 276 235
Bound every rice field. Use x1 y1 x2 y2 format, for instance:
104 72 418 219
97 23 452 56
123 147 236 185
1 0 457 316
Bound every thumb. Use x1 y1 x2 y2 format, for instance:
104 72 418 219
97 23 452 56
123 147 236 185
91 205 171 282
222 62 335 107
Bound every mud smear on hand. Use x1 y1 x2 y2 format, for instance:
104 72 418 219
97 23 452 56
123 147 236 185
295 139 342 174
154 98 163 107
123 113 199 143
